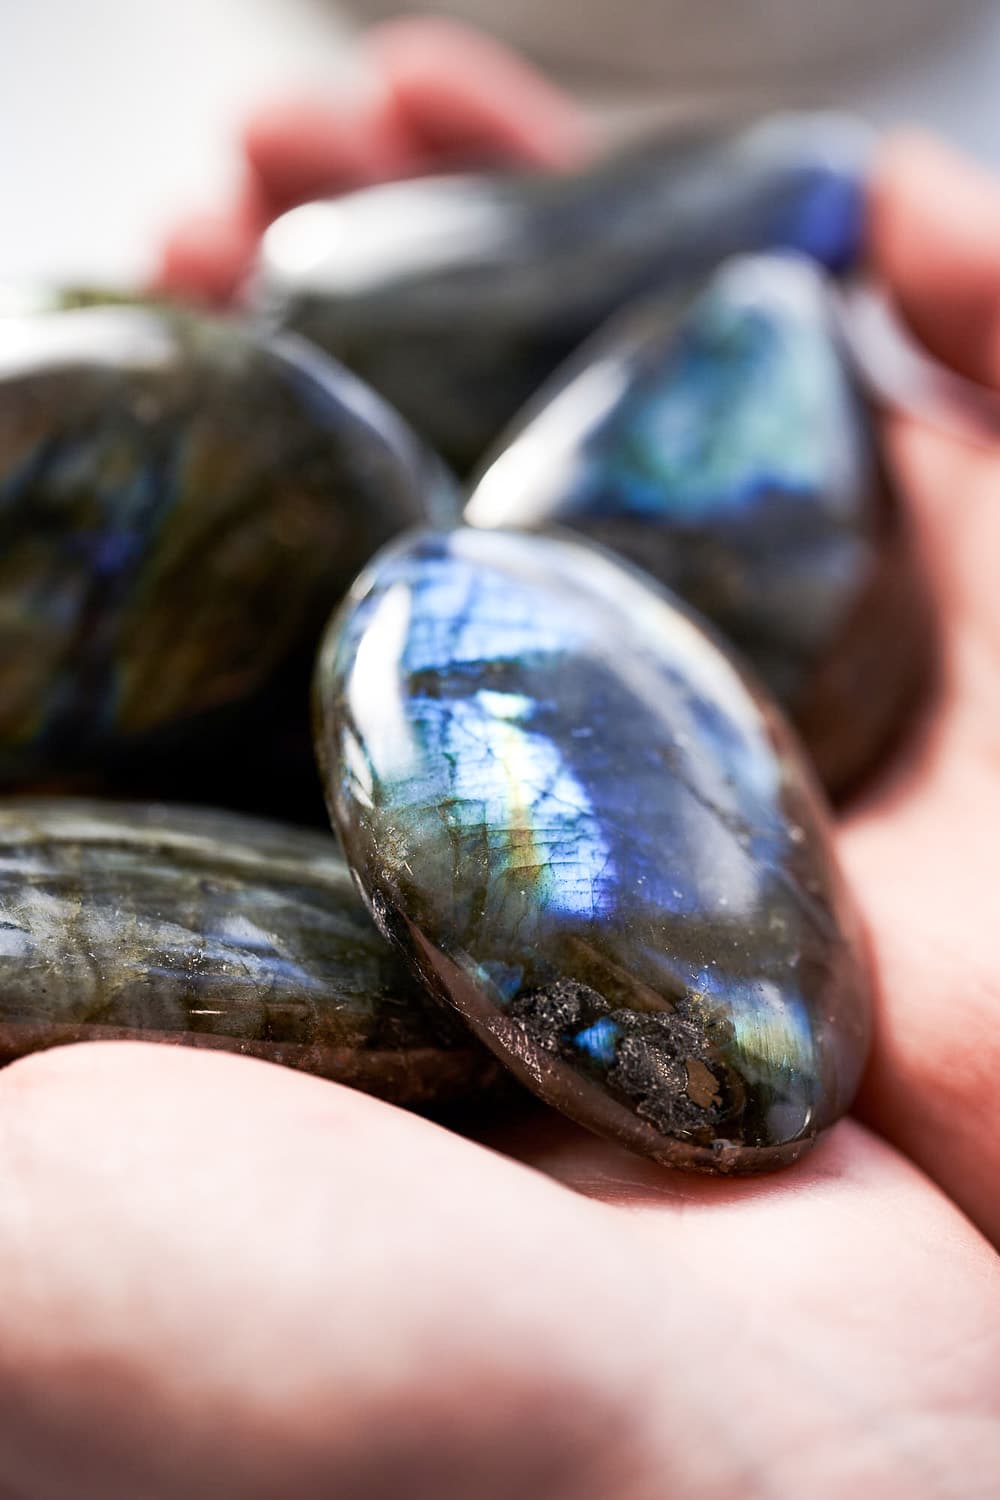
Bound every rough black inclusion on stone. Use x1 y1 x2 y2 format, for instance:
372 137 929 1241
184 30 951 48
315 527 873 1172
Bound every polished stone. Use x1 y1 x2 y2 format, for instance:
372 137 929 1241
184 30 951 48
255 114 869 470
315 527 873 1171
0 799 497 1107
0 302 455 799
467 254 932 795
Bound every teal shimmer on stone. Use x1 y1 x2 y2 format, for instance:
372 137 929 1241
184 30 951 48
256 115 869 469
315 527 873 1172
467 255 932 794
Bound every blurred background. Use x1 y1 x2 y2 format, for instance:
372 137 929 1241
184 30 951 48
1 0 999 286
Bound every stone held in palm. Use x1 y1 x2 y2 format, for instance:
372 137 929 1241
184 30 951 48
0 798 499 1107
315 526 873 1173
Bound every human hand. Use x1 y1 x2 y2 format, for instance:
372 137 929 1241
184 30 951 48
11 34 1000 1499
840 134 1000 1251
161 11 1000 1253
153 17 592 304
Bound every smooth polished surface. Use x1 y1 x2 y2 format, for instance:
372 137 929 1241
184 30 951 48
0 799 497 1106
0 301 454 793
467 254 933 794
316 528 873 1171
255 114 868 469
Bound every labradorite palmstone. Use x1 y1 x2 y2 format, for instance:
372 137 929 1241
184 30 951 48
0 302 454 793
256 114 868 470
315 528 873 1172
467 254 931 795
0 799 497 1106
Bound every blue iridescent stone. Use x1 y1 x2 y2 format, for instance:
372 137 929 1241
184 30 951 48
315 527 873 1172
466 254 932 795
256 114 869 470
0 301 455 809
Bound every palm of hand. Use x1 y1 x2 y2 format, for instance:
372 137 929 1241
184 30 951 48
3 31 1000 1498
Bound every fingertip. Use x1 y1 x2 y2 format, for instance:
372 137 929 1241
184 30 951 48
242 96 410 211
151 209 257 305
870 130 1000 386
869 128 1000 278
233 23 592 243
366 15 594 169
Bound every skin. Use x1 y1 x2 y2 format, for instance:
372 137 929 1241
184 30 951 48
2 21 998 1497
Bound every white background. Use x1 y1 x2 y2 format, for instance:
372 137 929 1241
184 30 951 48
1 0 999 287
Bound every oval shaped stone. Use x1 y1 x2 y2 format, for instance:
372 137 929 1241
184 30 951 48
0 303 455 791
0 798 498 1107
316 527 873 1172
467 255 932 794
255 114 868 469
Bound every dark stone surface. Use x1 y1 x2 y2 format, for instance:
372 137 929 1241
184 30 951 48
0 301 455 804
0 798 497 1107
256 114 868 471
315 527 873 1172
467 254 933 796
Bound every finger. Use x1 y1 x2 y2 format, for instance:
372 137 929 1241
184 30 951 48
869 132 1000 387
366 17 594 170
151 178 267 304
838 406 1000 1247
2 1043 998 1499
842 751 1000 1252
242 93 416 217
163 21 591 304
153 213 255 304
0 1044 640 1499
152 87 400 302
243 21 590 219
